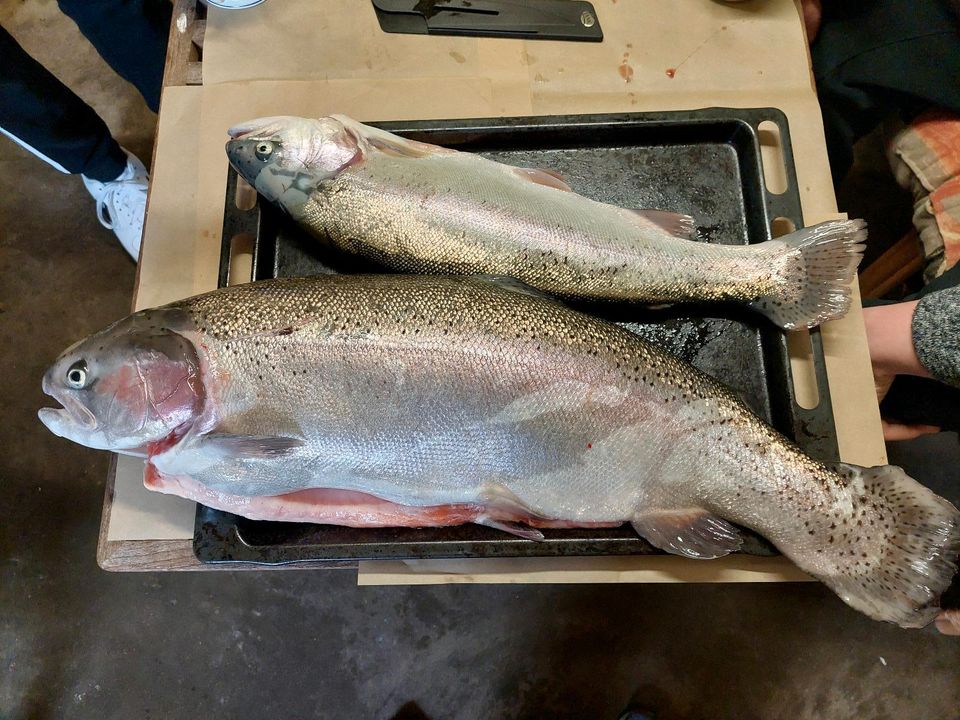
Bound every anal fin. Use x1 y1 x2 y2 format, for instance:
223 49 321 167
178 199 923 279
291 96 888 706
474 483 548 541
476 516 545 541
632 508 742 559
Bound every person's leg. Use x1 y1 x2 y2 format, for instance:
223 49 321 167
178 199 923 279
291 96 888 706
0 25 150 259
0 25 127 181
56 0 171 112
812 0 960 183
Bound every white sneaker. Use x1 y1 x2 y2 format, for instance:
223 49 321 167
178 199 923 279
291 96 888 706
82 149 149 260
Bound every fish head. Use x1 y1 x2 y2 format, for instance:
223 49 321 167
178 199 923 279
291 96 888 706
225 116 361 215
38 312 205 453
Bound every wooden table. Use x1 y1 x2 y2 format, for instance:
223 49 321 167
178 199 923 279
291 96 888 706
99 0 887 580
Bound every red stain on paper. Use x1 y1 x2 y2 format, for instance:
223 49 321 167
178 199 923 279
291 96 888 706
665 68 676 79
618 51 633 83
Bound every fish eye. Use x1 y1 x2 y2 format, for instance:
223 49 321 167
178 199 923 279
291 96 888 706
255 141 274 161
66 360 88 389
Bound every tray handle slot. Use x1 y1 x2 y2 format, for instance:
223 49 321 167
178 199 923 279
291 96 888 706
758 119 789 195
227 232 255 285
770 216 796 237
787 330 820 410
770 214 821 411
751 110 839 462
234 176 258 211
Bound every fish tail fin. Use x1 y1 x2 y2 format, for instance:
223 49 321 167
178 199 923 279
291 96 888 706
812 463 960 628
749 219 867 330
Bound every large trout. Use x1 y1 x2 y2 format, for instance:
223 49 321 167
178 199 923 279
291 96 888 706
225 115 866 330
39 275 958 628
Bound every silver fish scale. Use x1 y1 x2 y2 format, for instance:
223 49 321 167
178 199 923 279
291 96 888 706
297 152 781 304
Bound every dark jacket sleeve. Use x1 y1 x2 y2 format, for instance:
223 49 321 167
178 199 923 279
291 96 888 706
912 286 960 386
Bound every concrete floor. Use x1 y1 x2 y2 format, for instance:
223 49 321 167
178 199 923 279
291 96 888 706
1 4 959 719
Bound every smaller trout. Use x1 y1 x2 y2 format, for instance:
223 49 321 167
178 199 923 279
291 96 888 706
225 115 867 330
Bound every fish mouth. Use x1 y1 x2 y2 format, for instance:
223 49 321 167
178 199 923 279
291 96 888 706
39 376 97 433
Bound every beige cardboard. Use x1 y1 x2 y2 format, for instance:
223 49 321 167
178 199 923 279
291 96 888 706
108 85 209 541
108 455 196 541
358 556 812 585
136 85 209 309
203 0 809 91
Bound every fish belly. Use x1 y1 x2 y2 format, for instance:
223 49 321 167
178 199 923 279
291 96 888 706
154 354 680 522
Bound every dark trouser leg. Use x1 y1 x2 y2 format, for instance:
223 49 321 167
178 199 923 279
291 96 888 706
812 0 960 184
0 25 127 181
56 0 171 113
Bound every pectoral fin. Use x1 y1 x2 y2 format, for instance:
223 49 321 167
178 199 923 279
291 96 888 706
204 434 304 458
632 508 742 559
332 114 451 158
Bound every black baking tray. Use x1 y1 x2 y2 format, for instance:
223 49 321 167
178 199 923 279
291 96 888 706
194 108 840 565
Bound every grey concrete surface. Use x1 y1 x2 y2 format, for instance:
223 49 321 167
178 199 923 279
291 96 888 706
1 3 958 719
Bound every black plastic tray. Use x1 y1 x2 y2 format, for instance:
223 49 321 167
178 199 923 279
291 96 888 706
194 108 840 565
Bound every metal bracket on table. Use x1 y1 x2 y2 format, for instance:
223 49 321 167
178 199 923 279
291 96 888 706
372 0 603 41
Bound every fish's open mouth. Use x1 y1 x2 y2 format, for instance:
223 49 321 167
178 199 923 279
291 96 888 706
39 378 97 432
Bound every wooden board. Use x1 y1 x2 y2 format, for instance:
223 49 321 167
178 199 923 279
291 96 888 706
162 0 204 88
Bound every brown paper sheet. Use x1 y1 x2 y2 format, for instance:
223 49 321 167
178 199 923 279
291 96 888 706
136 86 209 308
357 556 812 585
203 0 811 93
108 455 196 541
109 85 207 541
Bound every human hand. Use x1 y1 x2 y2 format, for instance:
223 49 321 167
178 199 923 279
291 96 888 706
935 609 960 635
880 419 940 441
862 302 940 441
801 0 822 42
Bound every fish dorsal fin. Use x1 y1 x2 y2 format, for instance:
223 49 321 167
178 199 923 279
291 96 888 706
472 275 554 300
365 135 433 158
204 434 304 458
331 114 450 159
512 167 573 192
632 508 742 559
626 209 699 240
